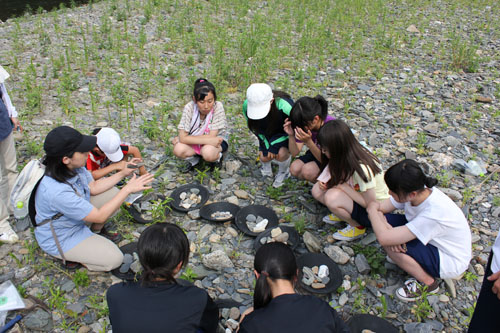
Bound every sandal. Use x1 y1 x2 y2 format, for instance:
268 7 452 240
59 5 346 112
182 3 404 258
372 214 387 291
98 227 122 243
61 260 82 271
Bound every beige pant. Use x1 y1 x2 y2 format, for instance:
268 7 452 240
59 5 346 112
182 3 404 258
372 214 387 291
63 186 123 271
0 132 17 231
63 234 123 271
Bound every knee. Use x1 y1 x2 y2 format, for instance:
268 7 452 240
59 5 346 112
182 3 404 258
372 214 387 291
277 148 290 161
289 161 302 177
311 183 323 200
173 144 191 159
324 189 342 208
201 147 219 162
303 166 320 182
102 247 124 272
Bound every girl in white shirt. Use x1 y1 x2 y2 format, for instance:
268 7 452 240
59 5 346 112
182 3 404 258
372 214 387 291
367 159 471 302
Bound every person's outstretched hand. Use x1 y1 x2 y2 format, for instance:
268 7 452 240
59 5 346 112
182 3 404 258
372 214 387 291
125 173 154 193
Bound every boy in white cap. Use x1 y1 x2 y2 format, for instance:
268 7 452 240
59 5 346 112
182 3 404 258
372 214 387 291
0 65 20 243
243 83 293 188
86 127 146 180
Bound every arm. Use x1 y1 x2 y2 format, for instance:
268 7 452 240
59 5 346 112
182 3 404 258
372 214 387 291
88 158 142 195
178 129 222 146
84 173 154 224
91 160 128 180
338 184 377 208
284 118 303 156
367 201 416 246
127 145 146 175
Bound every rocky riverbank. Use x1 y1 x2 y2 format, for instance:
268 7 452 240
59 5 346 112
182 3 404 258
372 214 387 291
0 0 499 332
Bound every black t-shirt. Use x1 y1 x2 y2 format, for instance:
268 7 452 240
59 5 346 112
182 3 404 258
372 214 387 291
107 281 219 333
239 294 349 333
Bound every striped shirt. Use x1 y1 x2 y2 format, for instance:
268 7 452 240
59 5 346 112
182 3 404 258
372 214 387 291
178 101 227 140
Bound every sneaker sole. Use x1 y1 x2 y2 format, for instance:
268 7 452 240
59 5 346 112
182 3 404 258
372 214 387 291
332 233 365 241
396 286 440 302
272 172 290 188
323 218 344 226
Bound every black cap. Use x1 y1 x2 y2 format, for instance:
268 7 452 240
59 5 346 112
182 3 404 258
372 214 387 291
44 126 97 157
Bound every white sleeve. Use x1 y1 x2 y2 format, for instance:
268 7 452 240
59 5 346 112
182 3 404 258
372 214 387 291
389 196 405 210
406 216 443 245
1 84 17 118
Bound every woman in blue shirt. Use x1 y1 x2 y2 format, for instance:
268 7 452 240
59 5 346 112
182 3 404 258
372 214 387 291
35 126 153 271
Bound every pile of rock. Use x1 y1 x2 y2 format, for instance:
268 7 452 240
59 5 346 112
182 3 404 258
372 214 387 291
119 252 142 274
245 214 268 233
179 188 202 209
259 227 289 245
302 265 330 289
210 211 233 220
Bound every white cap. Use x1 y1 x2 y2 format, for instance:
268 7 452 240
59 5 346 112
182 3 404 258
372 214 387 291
246 83 273 120
96 128 124 162
0 66 10 84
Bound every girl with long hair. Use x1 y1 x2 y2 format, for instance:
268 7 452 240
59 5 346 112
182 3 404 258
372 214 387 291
311 119 389 241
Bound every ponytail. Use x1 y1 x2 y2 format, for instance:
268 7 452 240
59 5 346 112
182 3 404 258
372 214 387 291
313 95 328 119
384 159 438 197
254 271 273 309
253 243 297 309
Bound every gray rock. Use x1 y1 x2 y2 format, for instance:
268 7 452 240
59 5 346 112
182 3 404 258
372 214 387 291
123 253 134 264
324 245 350 264
246 214 256 222
492 207 500 218
443 278 456 298
187 209 200 220
303 232 322 253
338 293 348 306
403 322 434 333
199 225 214 239
354 254 371 275
61 280 76 293
202 250 234 270
440 188 463 201
360 232 377 245
24 309 53 332
67 302 85 314
357 84 371 91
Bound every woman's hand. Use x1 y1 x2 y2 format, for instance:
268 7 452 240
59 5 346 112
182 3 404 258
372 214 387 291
124 173 154 193
10 117 22 132
294 127 312 143
171 136 179 145
207 136 223 147
388 244 407 253
318 181 328 191
118 158 143 177
283 118 294 136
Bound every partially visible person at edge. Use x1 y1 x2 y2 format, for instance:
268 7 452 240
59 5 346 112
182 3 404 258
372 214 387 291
86 127 147 180
284 95 334 183
172 78 228 172
0 65 21 244
312 119 389 241
468 228 500 332
243 83 293 188
367 159 471 302
107 223 219 333
34 126 153 271
239 242 349 333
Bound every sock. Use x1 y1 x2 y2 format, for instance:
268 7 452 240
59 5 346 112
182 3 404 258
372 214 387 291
185 155 200 166
277 156 291 173
261 161 272 171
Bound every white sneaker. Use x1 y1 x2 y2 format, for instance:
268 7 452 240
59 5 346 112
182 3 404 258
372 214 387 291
322 214 343 226
272 170 290 188
0 227 19 244
260 163 273 177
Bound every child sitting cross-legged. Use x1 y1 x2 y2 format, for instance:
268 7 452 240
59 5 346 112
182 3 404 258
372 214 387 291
367 159 472 301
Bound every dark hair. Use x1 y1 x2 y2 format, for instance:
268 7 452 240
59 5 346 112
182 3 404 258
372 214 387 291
384 159 438 197
193 78 217 102
138 223 190 284
91 128 101 135
247 90 292 136
253 242 297 309
44 152 77 183
290 95 328 130
317 119 381 188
